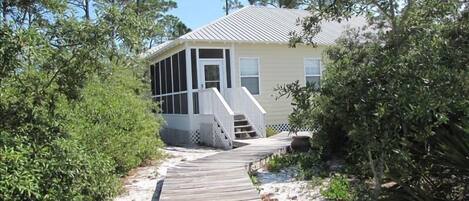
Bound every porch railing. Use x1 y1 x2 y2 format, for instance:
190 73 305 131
226 87 267 137
199 88 235 140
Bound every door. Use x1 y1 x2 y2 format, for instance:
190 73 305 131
199 60 225 93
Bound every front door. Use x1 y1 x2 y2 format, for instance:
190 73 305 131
199 60 224 93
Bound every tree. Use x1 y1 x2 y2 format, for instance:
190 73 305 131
148 15 192 48
279 0 469 199
223 0 244 15
248 0 304 8
0 0 174 199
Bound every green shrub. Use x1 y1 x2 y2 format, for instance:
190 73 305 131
0 134 119 201
265 152 326 179
321 175 354 201
265 154 297 172
266 127 277 137
62 67 164 175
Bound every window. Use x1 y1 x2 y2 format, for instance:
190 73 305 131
199 49 223 58
240 58 260 95
305 58 321 88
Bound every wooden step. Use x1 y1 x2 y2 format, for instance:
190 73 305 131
234 114 245 120
234 125 252 129
234 119 249 126
234 131 257 139
235 127 253 133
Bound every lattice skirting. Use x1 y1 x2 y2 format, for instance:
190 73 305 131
267 123 311 133
190 130 201 144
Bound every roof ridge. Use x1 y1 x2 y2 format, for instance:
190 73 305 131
179 6 253 39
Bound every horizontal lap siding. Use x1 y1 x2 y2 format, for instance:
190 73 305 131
234 44 325 125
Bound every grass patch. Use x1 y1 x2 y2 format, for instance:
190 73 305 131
321 174 355 201
265 152 328 180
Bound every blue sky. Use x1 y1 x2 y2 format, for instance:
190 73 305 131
169 0 250 30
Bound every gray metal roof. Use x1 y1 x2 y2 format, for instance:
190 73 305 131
145 6 366 58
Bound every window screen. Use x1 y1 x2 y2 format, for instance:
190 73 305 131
172 54 179 92
165 58 172 93
305 58 321 88
240 58 260 95
155 63 161 95
160 60 166 94
179 50 187 91
199 49 223 58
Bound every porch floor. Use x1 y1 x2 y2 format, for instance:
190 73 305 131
159 132 295 201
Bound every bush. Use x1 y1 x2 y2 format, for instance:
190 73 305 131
265 154 296 172
0 127 119 201
321 175 355 201
62 67 164 175
266 127 277 137
265 152 326 180
279 4 469 200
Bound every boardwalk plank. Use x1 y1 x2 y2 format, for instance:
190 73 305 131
159 132 292 201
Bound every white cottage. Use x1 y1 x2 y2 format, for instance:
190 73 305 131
145 6 365 149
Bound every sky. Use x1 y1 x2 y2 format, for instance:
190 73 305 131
168 0 250 30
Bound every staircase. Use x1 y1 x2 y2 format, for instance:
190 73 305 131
234 114 257 139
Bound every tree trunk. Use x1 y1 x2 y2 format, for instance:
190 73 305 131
84 0 90 20
225 0 229 15
368 148 384 200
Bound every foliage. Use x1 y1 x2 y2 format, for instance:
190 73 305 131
150 15 191 47
0 0 175 200
0 137 119 200
265 152 326 180
62 67 164 175
321 175 355 201
249 173 260 186
281 0 469 200
266 127 278 137
248 0 304 8
265 154 296 172
223 0 244 15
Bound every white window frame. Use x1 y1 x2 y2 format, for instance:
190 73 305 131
304 58 322 86
239 57 261 95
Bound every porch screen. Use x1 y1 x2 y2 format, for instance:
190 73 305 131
150 49 188 114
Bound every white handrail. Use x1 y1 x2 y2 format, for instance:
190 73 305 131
199 88 235 140
226 87 267 137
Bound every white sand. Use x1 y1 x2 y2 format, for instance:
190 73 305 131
114 146 220 201
257 166 328 201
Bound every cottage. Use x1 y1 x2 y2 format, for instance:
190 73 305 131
145 6 365 149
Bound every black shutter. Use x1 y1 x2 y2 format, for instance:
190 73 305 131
225 49 231 88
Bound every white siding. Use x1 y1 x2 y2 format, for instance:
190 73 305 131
234 43 326 125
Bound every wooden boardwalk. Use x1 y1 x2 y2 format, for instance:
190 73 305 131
159 133 292 201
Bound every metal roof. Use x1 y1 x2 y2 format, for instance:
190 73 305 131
145 6 367 58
